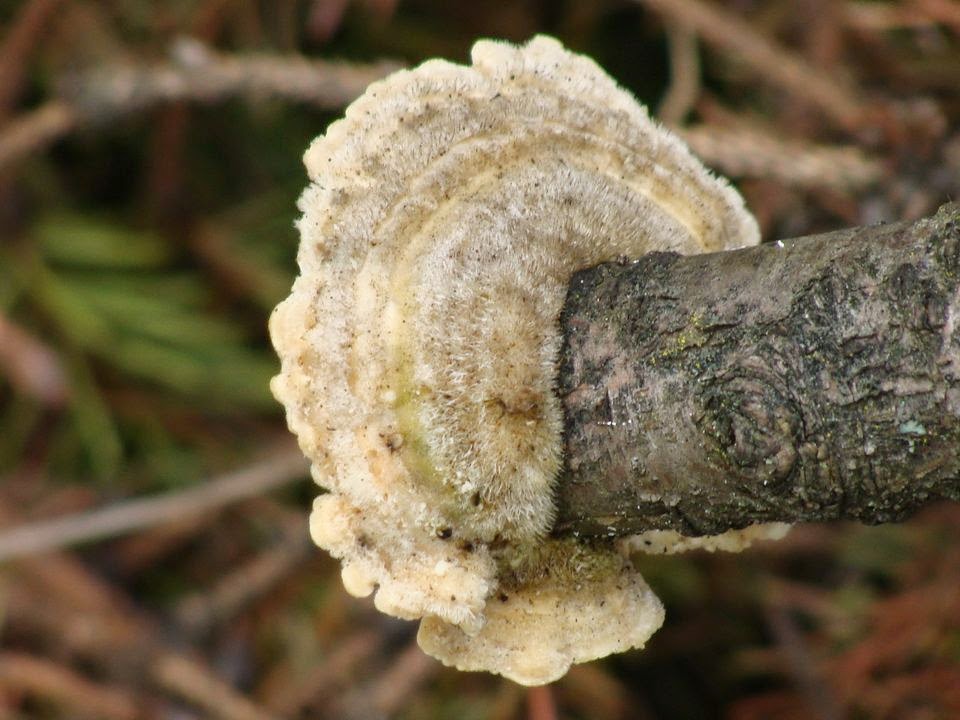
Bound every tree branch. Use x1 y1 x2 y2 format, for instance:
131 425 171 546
0 443 306 560
0 38 401 172
554 202 960 537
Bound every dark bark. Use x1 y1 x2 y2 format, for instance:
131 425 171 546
554 202 960 538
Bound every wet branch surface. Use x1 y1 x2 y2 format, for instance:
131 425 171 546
554 203 960 538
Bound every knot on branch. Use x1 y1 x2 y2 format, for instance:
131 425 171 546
698 358 802 486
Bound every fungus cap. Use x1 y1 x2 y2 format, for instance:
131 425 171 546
270 35 774 685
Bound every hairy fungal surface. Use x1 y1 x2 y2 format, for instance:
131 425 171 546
270 36 764 685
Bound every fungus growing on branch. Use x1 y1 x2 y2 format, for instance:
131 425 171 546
270 35 785 685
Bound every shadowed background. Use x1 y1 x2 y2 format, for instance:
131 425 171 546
1 1 959 718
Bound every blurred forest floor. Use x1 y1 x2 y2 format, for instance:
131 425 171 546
0 1 959 718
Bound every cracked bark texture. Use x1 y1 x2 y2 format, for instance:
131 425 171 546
554 203 960 538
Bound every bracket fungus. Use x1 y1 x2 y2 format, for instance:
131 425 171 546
271 35 786 685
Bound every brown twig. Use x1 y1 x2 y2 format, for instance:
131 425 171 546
267 629 385 717
60 37 401 118
307 0 351 44
527 685 559 720
0 312 69 406
559 664 653 720
189 221 292 310
173 518 313 633
636 0 870 130
3 588 144 662
842 2 932 31
1 541 148 662
369 642 440 717
10 551 136 617
143 0 231 222
0 482 317 720
0 652 139 720
488 682 526 720
0 443 307 561
0 101 77 171
106 514 212 574
151 652 282 720
4 551 287 720
0 38 402 173
678 124 884 189
0 0 64 119
336 641 440 719
765 597 843 720
658 21 700 125
915 0 960 34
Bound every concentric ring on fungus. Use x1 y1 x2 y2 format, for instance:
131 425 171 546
270 35 779 685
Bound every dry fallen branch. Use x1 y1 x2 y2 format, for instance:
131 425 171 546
916 0 960 34
0 0 64 119
0 652 138 720
151 653 283 720
60 37 403 120
266 629 385 717
173 517 312 633
2 537 292 719
558 665 644 720
764 599 843 720
336 641 440 720
527 685 560 720
0 443 307 560
635 0 870 130
0 101 76 171
657 20 700 125
0 37 402 171
0 311 69 405
555 202 960 537
677 124 884 190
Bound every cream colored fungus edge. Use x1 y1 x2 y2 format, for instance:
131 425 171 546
269 35 783 685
